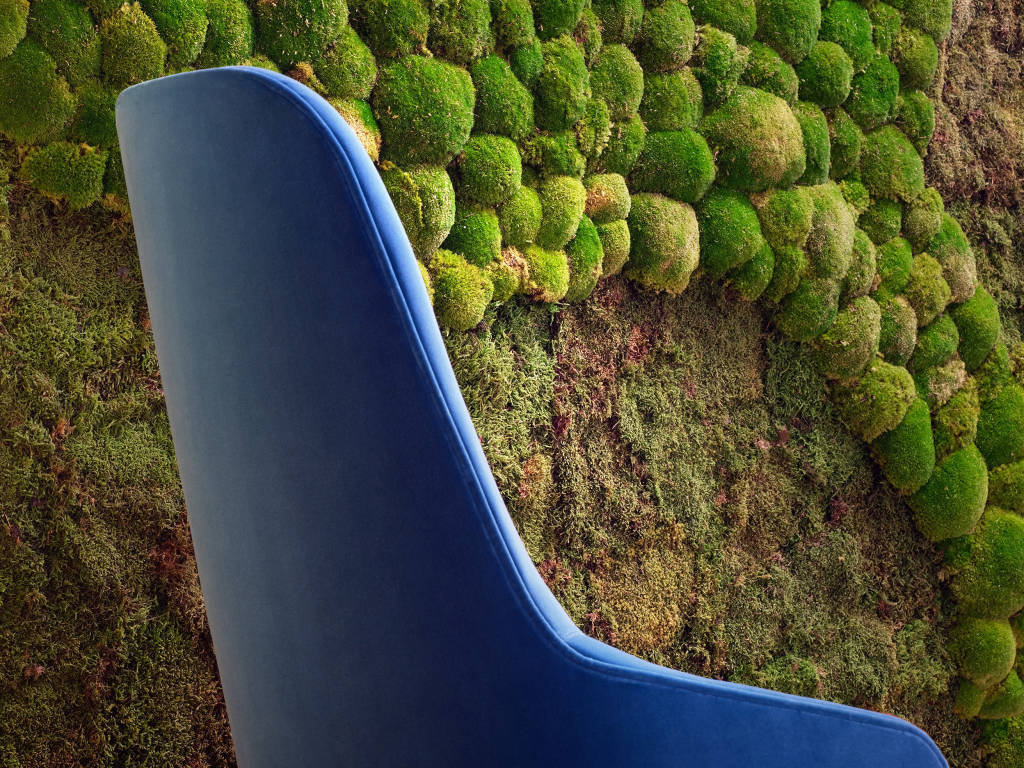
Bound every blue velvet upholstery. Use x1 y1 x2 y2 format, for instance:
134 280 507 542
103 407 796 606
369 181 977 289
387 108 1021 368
116 67 948 767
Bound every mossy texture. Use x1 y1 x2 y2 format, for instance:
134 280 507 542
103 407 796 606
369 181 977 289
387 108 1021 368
595 217 630 275
813 295 880 381
563 215 603 301
20 141 106 209
629 130 715 204
592 113 646 176
729 239 774 300
903 254 951 328
589 44 643 121
315 25 377 100
841 229 875 301
428 247 494 328
795 41 853 109
101 3 166 87
980 671 1024 720
740 41 797 104
428 0 492 64
489 0 532 48
859 198 902 246
640 69 702 131
909 315 958 373
624 192 700 293
761 243 807 304
894 89 935 157
877 294 917 366
256 0 348 68
141 0 208 68
382 164 456 258
443 203 502 266
868 2 901 54
844 54 899 132
0 40 76 144
536 174 586 250
195 0 253 66
453 134 521 206
827 107 862 181
498 184 543 247
775 276 840 342
951 286 1000 373
818 0 872 72
633 0 695 73
908 444 987 541
689 0 755 44
0 0 28 58
524 131 585 178
949 618 1017 689
932 380 979 461
530 0 584 40
70 79 119 148
804 182 855 280
28 0 101 84
534 35 588 131
977 385 1024 469
349 0 428 57
793 101 829 186
872 398 934 493
753 0 819 64
470 54 533 141
590 0 642 45
693 25 747 106
951 508 1024 619
903 188 943 253
583 173 631 224
928 213 977 305
860 126 926 203
696 187 764 280
753 186 813 250
833 358 917 441
520 243 569 301
892 26 937 91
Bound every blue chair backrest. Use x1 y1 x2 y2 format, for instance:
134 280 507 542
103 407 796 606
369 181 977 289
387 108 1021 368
116 67 947 767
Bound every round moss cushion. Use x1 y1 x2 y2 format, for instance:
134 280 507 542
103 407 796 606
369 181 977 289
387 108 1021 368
892 26 938 91
741 41 798 104
844 53 899 131
833 358 917 441
381 164 456 259
624 192 700 294
314 25 377 100
427 248 494 329
588 44 643 121
696 187 764 279
590 0 643 45
932 380 980 461
256 0 348 69
903 253 952 328
909 314 959 373
950 508 1024 619
818 0 873 72
753 186 813 249
443 204 502 266
452 134 522 207
872 397 935 493
629 130 716 204
877 294 917 366
949 617 1017 689
583 173 631 224
101 3 166 88
536 175 587 250
828 107 863 180
929 213 977 304
977 384 1024 469
793 101 830 186
775 276 840 342
753 0 820 64
908 443 988 541
814 295 881 381
990 461 1024 515
980 671 1024 720
640 69 703 131
729 239 775 301
498 185 543 248
563 215 604 302
534 35 589 131
951 286 1000 372
632 0 695 73
860 125 926 202
859 197 902 246
0 40 76 145
195 0 254 66
794 41 853 109
903 188 944 253
596 218 631 276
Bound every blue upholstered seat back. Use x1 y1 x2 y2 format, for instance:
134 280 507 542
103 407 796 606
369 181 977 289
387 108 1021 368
117 67 947 767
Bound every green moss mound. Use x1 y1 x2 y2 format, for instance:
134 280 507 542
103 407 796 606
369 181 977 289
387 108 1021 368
729 239 774 300
699 86 805 192
933 380 979 461
860 125 926 203
839 179 870 216
693 25 747 106
910 315 958 373
741 41 798 104
0 40 76 144
990 462 1024 515
977 342 1012 404
588 44 643 121
315 25 377 100
696 187 764 279
596 218 630 275
951 508 1024 619
859 198 901 246
524 131 585 177
428 0 492 63
795 40 853 109
949 618 1017 689
427 248 494 329
818 0 872 72
877 294 917 366
531 0 584 40
443 203 502 266
793 101 829 186
28 0 101 85
633 0 695 73
469 55 533 141
690 0 755 44
844 53 899 131
842 229 876 301
373 56 474 165
640 69 702 131
892 26 938 91
759 244 803 303
775 276 840 342
956 679 987 719
753 186 813 250
593 112 646 175
350 0 428 57
563 215 603 301
485 245 526 301
0 0 28 58
101 3 166 87
418 258 435 303
952 286 1000 372
141 0 208 68
913 355 967 410
629 130 715 204
382 164 456 258
489 0 532 48
590 0 642 45
508 36 542 85
980 671 1024 720
929 212 978 304
534 35 588 131
753 0 819 64
453 134 521 206
256 0 348 68
903 188 944 253
903 253 951 328
872 397 935 493
977 385 1024 469
868 2 901 54
814 295 880 381
575 97 612 159
498 184 542 247
805 182 855 280
583 173 631 224
624 192 700 294
195 0 253 66
827 107 862 181
70 79 118 148
894 89 935 157
536 174 586 249
834 358 917 441
521 243 569 301
893 0 952 41
908 443 986 540
20 141 106 210
332 97 381 160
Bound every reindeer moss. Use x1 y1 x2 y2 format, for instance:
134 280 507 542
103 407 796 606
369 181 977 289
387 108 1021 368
629 130 715 204
872 397 935 493
624 192 699 293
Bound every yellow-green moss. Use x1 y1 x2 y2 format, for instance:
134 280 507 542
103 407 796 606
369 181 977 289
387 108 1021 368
795 40 853 109
583 173 631 224
382 164 456 258
833 358 917 441
877 294 917 366
859 197 902 246
595 218 630 275
860 125 926 203
470 54 533 141
844 53 899 131
498 184 543 248
20 141 107 209
908 443 987 541
753 0 819 64
932 378 979 461
633 0 694 72
775 276 840 341
892 25 938 91
813 295 880 381
696 186 764 279
349 0 428 57
624 192 700 293
195 0 253 66
950 508 1024 619
951 286 1000 372
28 0 101 84
949 618 1017 689
0 0 27 57
740 40 798 104
0 40 76 144
443 203 502 266
521 243 569 301
314 25 377 100
563 214 603 301
427 247 494 328
828 107 862 180
928 213 978 305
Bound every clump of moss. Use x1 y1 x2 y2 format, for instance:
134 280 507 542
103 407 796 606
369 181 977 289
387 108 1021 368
624 192 700 293
536 174 586 250
729 239 775 300
909 315 958 373
981 672 1024 720
814 295 880 380
950 507 1024 618
775 276 840 341
590 0 642 45
70 79 118 148
844 53 899 131
877 294 917 365
575 97 612 159
956 679 988 719
523 131 585 178
443 203 502 266
977 385 1024 469
827 107 862 180
521 243 569 301
470 55 533 142
740 41 798 103
762 244 807 303
805 182 855 280
20 141 106 209
498 184 542 247
418 258 434 303
949 618 1017 689
795 41 853 109
819 0 872 72
534 35 589 131
842 229 876 301
907 442 986 540
903 254 951 328
892 26 938 91
373 56 474 165
453 134 521 206
331 97 381 159
101 3 166 87
833 358 917 441
592 113 646 175
902 188 943 252
689 0 755 44
868 2 901 54
933 379 979 460
990 461 1024 514
0 40 75 144
382 164 456 258
860 125 926 202
951 286 1000 372
894 89 935 157
531 0 584 40
588 44 643 121
350 0 427 57
753 186 813 249
583 173 630 224
896 0 952 41
140 0 208 68
793 101 830 186
28 0 101 85
256 0 347 68
692 25 748 106
633 0 695 73
596 218 630 275
872 397 935 492
563 215 603 301
427 248 493 329
428 0 493 63
490 0 533 48
839 179 870 216
0 0 28 58
640 69 702 131
195 0 253 66
696 187 765 279
485 245 526 301
315 25 377 100
859 198 902 246
753 0 819 64
629 130 716 204
928 212 977 305
976 342 1012 404
574 8 602 63
699 86 805 191
509 36 543 86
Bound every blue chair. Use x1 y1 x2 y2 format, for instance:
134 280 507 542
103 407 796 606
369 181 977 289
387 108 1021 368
116 67 948 767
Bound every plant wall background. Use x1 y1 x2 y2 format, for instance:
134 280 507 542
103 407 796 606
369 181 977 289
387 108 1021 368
2 0 1024 763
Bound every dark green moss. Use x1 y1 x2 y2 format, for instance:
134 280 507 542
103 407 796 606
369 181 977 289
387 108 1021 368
761 244 807 303
952 286 1000 372
902 188 943 253
990 461 1024 515
595 218 630 275
0 40 75 144
932 379 979 461
590 0 643 44
427 0 492 63
795 41 853 109
28 0 101 84
443 203 502 266
868 2 901 54
575 97 612 159
373 56 474 165
699 86 805 191
101 3 166 87
814 295 880 380
844 53 899 131
195 0 253 66
521 243 569 300
256 0 347 68
589 44 644 121
805 182 855 280
141 0 208 68
860 125 926 202
872 397 935 492
20 141 106 209
859 198 902 246
740 41 798 104
523 131 585 178
775 276 840 341
977 385 1024 469
70 79 118 148
350 0 428 57
640 69 702 131
534 35 589 131
841 228 876 301
928 213 977 304
531 0 584 40
903 253 951 328
949 618 1017 689
980 672 1024 720
427 248 493 329
753 186 813 249
629 130 716 204
894 89 935 157
909 315 958 373
633 0 695 73
693 25 748 106
453 134 521 206
536 174 586 249
0 0 27 58
508 36 543 86
489 0 533 48
382 164 456 258
583 173 631 224
624 192 700 293
498 184 542 247
877 294 917 366
956 679 987 719
833 358 917 441
573 8 601 65
892 26 938 91
818 0 872 72
794 101 830 186
827 107 863 180
729 239 774 300
563 215 603 301
592 113 646 175
753 0 819 64
951 508 1024 619
690 0 756 44
696 187 764 279
314 25 377 100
